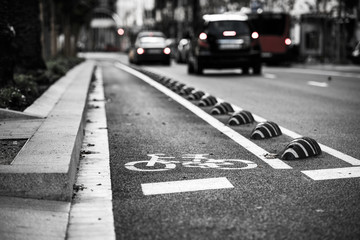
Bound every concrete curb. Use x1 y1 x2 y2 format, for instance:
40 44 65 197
0 60 96 201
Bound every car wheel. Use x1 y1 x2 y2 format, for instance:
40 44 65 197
242 67 249 75
175 53 182 63
194 59 203 75
253 64 262 75
188 61 194 74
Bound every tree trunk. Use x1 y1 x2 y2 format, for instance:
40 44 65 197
11 0 46 71
50 0 58 57
63 14 73 57
0 0 15 87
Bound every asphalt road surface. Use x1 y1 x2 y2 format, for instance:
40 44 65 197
96 54 360 240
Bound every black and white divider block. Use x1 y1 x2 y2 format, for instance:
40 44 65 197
166 80 178 88
172 83 186 93
179 86 195 96
187 90 205 100
250 121 282 139
280 137 322 160
210 102 234 115
198 95 218 107
228 110 255 126
162 78 173 86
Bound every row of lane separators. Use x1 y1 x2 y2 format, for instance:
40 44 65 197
134 64 360 181
115 62 292 170
224 99 360 166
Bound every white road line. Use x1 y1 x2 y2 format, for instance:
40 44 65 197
302 167 360 180
115 63 292 170
141 177 234 195
67 67 116 240
307 81 328 87
264 73 277 79
270 68 360 79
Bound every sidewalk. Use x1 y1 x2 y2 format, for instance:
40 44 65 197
0 60 96 239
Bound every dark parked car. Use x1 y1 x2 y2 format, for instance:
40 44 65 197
187 13 262 75
128 31 171 65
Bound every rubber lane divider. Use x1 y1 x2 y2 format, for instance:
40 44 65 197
134 65 360 167
115 62 292 170
222 99 360 166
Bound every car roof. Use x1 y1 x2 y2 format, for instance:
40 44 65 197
203 14 248 22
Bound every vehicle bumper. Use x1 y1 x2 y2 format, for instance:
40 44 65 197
197 50 261 68
136 53 170 63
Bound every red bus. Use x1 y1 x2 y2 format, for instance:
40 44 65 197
247 12 293 64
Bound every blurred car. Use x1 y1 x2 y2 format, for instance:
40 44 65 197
175 38 190 63
166 38 177 58
187 13 262 75
128 31 171 65
351 41 360 64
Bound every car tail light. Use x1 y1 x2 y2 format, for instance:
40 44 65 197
223 31 236 37
199 32 207 40
137 48 145 55
163 47 171 55
285 38 292 46
198 32 209 48
251 32 259 39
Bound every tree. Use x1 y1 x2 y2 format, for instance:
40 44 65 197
11 0 46 72
0 0 16 87
55 0 98 57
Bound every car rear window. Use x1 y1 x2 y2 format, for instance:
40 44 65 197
249 14 286 35
139 37 166 44
207 21 250 36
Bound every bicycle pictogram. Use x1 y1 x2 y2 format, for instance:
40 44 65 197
124 154 257 172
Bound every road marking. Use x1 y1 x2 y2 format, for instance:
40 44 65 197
302 167 360 180
67 67 116 239
141 177 234 195
115 62 292 170
268 68 360 79
264 73 276 79
307 81 328 87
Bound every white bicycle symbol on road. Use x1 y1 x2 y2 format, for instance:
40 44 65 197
125 154 257 172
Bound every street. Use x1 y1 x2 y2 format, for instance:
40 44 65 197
91 53 360 239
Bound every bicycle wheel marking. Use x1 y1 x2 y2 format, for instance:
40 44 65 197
124 153 258 172
125 161 176 172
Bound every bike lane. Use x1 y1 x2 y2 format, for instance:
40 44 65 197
102 61 360 240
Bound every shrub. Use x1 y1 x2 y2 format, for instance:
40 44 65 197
0 57 84 111
13 74 39 103
0 87 27 110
